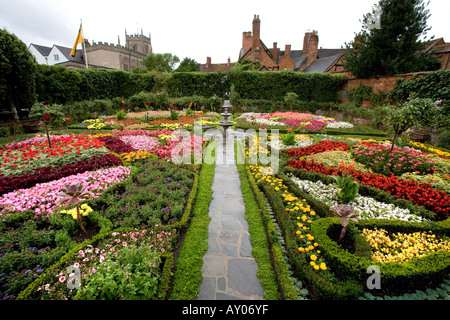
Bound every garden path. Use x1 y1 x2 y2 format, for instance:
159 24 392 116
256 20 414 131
197 129 264 300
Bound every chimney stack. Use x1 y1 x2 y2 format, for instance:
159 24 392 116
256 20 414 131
252 14 261 52
227 57 231 66
206 57 211 67
306 30 319 65
284 44 291 59
242 31 252 52
273 42 278 62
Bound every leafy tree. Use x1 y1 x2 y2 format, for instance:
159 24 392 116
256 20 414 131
142 53 180 73
384 97 441 152
0 28 37 121
175 57 200 72
343 0 442 78
232 59 262 71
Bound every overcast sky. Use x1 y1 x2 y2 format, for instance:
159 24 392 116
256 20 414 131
1 0 449 64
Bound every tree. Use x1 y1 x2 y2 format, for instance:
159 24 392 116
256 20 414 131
0 28 37 121
175 57 200 72
343 0 442 78
142 53 180 73
384 97 441 152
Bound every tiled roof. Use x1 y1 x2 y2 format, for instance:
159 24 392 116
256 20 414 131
30 44 52 57
303 53 343 73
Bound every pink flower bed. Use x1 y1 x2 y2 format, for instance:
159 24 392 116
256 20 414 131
0 166 131 217
271 112 317 121
280 119 327 132
119 135 159 151
113 129 174 137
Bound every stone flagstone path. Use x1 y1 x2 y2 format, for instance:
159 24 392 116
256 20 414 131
197 130 264 300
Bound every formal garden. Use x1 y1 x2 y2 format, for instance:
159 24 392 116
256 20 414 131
0 61 449 301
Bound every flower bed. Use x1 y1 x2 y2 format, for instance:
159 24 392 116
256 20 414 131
0 154 122 195
352 142 436 176
22 228 175 300
287 159 450 218
289 176 424 222
90 158 196 228
285 140 350 158
0 134 109 177
0 166 131 217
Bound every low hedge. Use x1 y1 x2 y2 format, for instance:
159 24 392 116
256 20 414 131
170 141 216 299
311 217 450 295
237 141 294 299
260 183 363 299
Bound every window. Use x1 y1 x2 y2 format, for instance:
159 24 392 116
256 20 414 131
54 54 59 61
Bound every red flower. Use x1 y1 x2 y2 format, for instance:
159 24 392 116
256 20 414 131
43 114 50 120
45 105 49 108
65 117 71 122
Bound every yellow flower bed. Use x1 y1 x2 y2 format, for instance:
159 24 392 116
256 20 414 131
363 228 450 263
248 161 327 272
408 141 450 158
60 204 93 220
160 123 181 130
82 119 106 130
90 133 114 138
158 134 175 141
120 150 152 163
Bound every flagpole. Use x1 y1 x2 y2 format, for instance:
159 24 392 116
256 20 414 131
81 19 89 69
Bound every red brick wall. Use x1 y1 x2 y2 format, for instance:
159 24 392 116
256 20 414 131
339 71 431 103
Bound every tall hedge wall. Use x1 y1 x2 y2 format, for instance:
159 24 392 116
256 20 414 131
229 70 347 102
34 65 347 105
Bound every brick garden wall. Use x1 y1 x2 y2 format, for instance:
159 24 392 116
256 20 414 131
339 71 431 104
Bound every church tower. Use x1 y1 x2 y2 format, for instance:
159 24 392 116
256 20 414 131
125 29 152 56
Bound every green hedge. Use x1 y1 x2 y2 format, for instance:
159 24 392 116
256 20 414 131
35 66 229 105
311 217 450 295
229 70 347 103
34 66 347 107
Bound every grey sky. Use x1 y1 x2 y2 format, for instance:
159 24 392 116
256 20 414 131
1 0 449 64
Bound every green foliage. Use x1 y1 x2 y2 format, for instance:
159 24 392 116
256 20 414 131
0 28 37 115
332 174 359 204
282 130 296 146
389 70 450 102
174 57 200 72
347 84 373 107
229 69 347 103
170 142 215 300
384 97 441 150
75 245 162 300
142 53 180 73
284 92 299 111
343 0 442 78
438 130 450 149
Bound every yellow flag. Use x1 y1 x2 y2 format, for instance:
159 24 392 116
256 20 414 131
70 24 83 57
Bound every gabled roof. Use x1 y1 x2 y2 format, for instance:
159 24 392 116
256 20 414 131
53 45 84 62
303 52 344 73
29 43 52 57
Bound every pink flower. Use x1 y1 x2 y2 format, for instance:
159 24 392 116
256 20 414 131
59 276 66 283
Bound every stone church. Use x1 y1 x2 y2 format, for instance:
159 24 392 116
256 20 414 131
28 29 152 72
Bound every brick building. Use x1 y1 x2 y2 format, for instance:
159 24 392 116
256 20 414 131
238 15 346 73
199 56 236 72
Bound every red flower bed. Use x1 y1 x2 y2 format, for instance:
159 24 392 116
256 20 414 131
287 158 450 218
0 154 122 195
285 140 350 158
96 135 137 154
